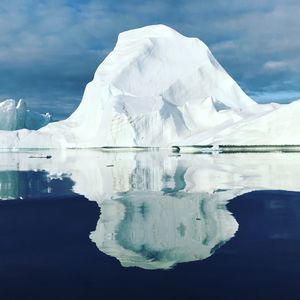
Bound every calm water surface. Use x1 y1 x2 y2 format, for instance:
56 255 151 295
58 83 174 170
0 150 300 299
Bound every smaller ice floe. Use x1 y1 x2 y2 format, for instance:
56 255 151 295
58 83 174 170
176 144 300 154
0 99 52 131
47 171 70 180
176 145 220 154
28 154 52 159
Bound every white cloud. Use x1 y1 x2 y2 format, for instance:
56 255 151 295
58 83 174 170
211 41 237 53
263 60 292 71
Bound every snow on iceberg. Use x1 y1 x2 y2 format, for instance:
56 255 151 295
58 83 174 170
0 24 298 148
0 99 52 131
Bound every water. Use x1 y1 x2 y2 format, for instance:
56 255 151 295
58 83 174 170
0 150 300 299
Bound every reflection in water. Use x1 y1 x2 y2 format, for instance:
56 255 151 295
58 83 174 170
0 171 20 200
0 170 68 200
0 170 73 200
0 150 300 269
91 191 237 269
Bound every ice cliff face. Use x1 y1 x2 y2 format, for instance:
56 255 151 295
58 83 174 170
0 25 298 148
0 99 52 131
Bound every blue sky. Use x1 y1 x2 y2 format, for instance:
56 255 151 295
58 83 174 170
0 0 299 118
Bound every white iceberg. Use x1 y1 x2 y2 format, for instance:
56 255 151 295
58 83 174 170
0 99 52 131
0 24 298 148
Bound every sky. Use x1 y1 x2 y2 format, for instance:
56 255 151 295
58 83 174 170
0 0 299 119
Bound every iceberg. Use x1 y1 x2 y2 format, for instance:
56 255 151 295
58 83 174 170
0 99 52 131
0 25 298 148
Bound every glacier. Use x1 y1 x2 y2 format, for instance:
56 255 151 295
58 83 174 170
0 99 52 131
0 24 299 148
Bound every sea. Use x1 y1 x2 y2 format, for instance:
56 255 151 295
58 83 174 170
0 149 299 299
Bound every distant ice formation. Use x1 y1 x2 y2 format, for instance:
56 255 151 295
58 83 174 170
0 25 299 148
0 99 52 131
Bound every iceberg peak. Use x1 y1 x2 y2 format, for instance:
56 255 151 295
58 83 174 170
118 24 184 41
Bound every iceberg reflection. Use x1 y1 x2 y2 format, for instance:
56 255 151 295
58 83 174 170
1 150 300 269
0 170 72 200
91 190 237 269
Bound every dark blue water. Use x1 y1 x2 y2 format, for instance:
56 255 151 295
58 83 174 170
1 149 300 300
0 185 300 299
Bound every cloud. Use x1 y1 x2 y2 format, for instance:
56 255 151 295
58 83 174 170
0 0 299 117
263 60 294 72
